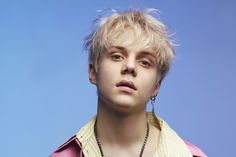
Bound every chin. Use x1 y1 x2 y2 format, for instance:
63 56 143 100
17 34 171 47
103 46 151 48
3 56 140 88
110 99 140 113
99 95 143 113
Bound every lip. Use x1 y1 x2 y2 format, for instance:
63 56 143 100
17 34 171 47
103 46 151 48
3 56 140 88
116 80 137 91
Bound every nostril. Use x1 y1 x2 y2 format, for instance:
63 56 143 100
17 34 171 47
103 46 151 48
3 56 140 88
121 64 137 76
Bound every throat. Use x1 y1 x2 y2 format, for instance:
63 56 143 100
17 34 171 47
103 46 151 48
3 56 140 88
94 119 150 157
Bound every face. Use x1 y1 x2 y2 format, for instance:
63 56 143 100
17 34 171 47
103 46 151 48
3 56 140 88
89 29 160 113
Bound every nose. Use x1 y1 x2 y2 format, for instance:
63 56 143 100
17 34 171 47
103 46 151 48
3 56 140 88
121 58 137 77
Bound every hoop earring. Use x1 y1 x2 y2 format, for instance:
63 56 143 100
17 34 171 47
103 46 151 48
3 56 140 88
150 95 156 113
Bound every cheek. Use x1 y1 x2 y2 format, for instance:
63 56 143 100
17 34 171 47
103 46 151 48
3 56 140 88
141 73 158 92
96 65 117 87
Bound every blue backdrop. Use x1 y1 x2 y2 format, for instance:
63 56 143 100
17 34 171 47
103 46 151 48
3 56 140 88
0 0 235 156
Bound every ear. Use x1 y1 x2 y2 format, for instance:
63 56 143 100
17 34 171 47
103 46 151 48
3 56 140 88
151 82 160 97
89 64 97 85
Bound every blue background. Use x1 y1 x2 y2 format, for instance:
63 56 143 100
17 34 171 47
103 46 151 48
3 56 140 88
0 0 235 156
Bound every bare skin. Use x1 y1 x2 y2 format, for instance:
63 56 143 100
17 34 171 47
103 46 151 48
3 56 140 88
89 29 161 157
96 100 160 157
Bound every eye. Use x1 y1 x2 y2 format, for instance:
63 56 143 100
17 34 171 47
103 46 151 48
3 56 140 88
139 59 152 68
111 54 123 61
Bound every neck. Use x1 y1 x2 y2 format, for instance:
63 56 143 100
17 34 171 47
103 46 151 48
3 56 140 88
96 99 148 146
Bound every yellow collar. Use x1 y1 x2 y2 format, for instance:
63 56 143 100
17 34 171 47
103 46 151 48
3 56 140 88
76 112 192 157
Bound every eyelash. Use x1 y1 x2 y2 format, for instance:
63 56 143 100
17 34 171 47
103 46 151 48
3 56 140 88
111 54 123 61
139 59 152 68
110 52 153 68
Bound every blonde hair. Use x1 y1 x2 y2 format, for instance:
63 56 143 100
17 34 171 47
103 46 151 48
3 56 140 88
84 9 175 82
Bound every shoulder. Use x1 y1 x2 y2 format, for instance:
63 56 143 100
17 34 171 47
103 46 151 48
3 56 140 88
49 135 84 157
50 118 95 157
184 140 207 157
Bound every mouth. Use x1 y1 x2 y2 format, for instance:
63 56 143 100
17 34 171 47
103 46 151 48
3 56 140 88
116 80 137 91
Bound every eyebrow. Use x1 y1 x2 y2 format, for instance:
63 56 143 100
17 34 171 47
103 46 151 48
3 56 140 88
111 46 156 59
112 46 127 51
139 51 156 59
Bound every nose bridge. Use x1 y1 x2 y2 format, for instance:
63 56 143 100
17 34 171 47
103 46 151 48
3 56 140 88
126 54 136 68
121 53 137 76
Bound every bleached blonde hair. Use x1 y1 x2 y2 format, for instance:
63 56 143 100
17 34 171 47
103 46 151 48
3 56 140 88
84 9 175 82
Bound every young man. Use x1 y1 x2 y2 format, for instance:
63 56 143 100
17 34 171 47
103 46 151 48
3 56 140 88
50 9 207 157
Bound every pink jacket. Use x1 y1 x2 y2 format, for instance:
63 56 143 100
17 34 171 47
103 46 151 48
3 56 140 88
50 135 207 157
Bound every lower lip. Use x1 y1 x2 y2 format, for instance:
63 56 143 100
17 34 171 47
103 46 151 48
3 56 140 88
117 86 135 93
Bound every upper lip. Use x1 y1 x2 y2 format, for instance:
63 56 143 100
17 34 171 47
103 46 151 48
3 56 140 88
116 80 137 90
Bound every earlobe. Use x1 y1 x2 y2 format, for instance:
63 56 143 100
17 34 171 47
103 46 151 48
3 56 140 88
89 64 97 84
152 82 160 97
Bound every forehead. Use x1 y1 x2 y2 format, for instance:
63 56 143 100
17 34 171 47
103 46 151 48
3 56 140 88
107 28 157 53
